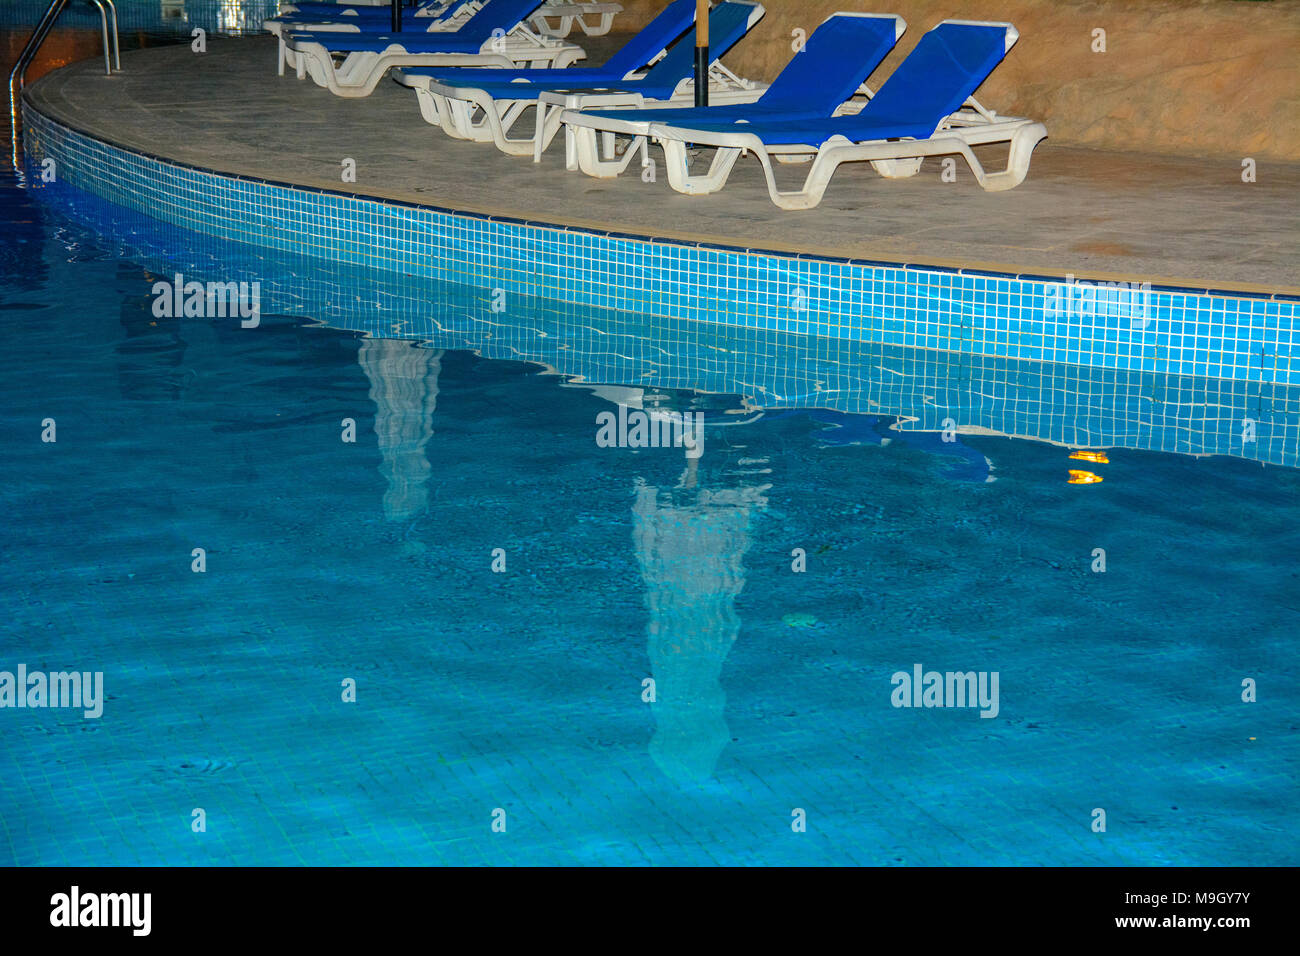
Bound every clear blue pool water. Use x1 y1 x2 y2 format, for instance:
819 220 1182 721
1 6 1297 868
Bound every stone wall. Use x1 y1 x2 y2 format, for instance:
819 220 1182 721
612 0 1300 160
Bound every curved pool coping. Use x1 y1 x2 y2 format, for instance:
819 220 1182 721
20 97 1300 388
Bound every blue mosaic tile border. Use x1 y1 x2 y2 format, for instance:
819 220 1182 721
22 101 1300 387
1 0 279 34
32 174 1300 469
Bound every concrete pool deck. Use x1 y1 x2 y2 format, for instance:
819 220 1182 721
24 35 1300 296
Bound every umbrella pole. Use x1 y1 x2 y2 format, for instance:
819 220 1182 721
694 0 709 108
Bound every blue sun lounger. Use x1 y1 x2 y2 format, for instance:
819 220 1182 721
267 1 474 75
392 0 764 156
273 0 459 25
560 11 905 178
645 19 1048 208
279 0 449 16
280 0 624 38
284 0 585 97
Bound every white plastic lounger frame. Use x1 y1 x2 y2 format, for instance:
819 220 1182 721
556 10 900 177
275 1 614 39
649 110 1047 208
285 27 585 97
396 59 760 157
529 2 622 37
268 1 473 76
396 2 765 157
269 1 466 38
647 23 1047 209
540 70 766 169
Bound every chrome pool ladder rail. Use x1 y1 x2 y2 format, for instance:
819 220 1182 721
90 0 123 74
10 0 121 169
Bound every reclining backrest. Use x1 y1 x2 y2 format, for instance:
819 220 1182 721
458 0 546 43
757 13 903 112
858 20 1014 125
603 0 698 76
639 1 764 88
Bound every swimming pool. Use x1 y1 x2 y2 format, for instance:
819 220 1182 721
2 159 1297 866
1 5 1297 868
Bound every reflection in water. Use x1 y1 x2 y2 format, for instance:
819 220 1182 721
116 292 188 402
630 400 769 784
31 179 1300 472
357 339 442 522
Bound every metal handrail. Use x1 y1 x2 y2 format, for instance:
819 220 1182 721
9 0 121 169
88 0 114 74
101 0 122 71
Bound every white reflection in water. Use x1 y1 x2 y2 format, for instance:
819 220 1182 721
633 439 769 785
357 339 443 522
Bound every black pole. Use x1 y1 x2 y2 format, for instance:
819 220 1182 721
391 0 401 32
694 0 708 108
694 46 708 108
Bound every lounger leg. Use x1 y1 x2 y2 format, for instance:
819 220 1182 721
278 38 285 76
869 158 923 178
574 127 641 178
530 14 575 38
534 104 565 163
961 123 1047 191
412 88 444 128
328 52 387 97
336 52 368 86
661 141 743 196
756 148 844 210
442 100 483 140
573 13 614 36
303 51 328 87
495 102 548 156
564 124 579 171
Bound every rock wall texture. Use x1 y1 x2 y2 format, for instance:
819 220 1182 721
612 0 1300 160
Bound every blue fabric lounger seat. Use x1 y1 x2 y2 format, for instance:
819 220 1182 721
645 19 1049 208
559 11 905 179
391 0 762 155
283 0 586 97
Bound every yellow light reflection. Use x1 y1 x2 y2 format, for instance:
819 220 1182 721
1070 450 1110 464
1068 469 1104 484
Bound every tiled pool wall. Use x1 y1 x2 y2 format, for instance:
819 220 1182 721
23 103 1300 394
31 163 1300 470
1 0 279 34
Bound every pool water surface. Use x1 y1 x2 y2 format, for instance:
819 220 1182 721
0 3 1297 868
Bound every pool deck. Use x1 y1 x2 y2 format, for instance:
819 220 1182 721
25 35 1300 296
